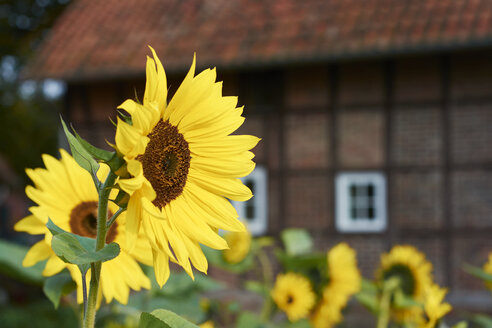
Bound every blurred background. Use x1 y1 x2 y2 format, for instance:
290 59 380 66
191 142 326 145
1 0 492 325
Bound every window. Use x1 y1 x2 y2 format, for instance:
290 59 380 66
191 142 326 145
232 166 268 236
335 172 387 233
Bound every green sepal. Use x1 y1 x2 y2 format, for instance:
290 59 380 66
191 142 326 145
43 270 76 309
139 309 199 328
112 189 129 209
47 219 120 266
72 128 113 162
60 117 99 176
463 263 492 282
281 228 313 256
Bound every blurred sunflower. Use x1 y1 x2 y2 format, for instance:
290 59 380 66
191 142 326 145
271 272 316 322
115 47 259 285
222 230 252 264
14 150 152 305
483 254 492 290
311 243 361 328
378 245 433 322
199 321 214 328
418 284 452 328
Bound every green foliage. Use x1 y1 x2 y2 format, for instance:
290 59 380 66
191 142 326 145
471 314 492 328
43 270 76 309
139 309 199 328
47 219 120 274
280 228 313 256
463 264 492 282
0 239 44 285
61 118 100 178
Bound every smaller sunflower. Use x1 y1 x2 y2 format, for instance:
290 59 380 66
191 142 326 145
14 150 152 305
418 284 452 328
222 230 251 264
378 245 434 322
271 272 315 322
199 321 214 328
311 243 361 328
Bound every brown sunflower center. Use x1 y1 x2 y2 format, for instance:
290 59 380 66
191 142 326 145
69 201 117 243
286 294 294 304
138 120 191 209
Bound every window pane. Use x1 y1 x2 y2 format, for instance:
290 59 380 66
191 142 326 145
367 207 375 219
367 184 375 196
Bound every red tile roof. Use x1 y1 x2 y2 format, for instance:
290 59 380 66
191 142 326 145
25 0 492 81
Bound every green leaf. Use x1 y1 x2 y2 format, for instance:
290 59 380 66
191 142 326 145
463 264 492 282
43 270 76 308
48 219 120 265
51 232 120 265
471 314 492 328
139 309 199 328
235 312 265 328
356 291 380 314
46 218 65 236
60 117 99 175
72 128 113 162
0 239 44 285
281 228 313 256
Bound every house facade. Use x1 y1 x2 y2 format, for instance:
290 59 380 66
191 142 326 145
25 0 492 308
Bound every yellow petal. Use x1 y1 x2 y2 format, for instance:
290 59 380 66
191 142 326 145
185 182 245 232
43 255 66 276
152 248 170 287
189 169 252 201
23 240 51 267
125 193 142 252
14 214 46 235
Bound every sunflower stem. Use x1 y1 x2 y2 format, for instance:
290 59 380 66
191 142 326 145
376 277 400 328
258 250 274 322
83 170 117 328
82 270 88 319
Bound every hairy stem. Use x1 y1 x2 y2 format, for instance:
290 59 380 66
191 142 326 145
83 171 117 328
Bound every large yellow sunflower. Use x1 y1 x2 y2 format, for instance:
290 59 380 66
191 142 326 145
378 245 434 322
271 272 316 322
311 243 361 328
222 230 252 264
14 150 152 304
115 47 259 285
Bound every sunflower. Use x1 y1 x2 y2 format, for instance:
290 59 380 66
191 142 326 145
115 47 259 285
311 243 361 328
483 254 492 290
199 321 214 328
378 245 433 322
271 272 316 322
418 284 452 328
14 150 152 304
222 230 252 264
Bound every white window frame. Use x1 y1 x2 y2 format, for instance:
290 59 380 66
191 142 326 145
335 172 387 233
232 166 268 236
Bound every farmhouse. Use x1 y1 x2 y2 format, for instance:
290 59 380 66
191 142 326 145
25 0 492 308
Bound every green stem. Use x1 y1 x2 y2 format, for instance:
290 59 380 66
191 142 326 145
83 171 117 328
376 277 400 328
257 250 274 322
